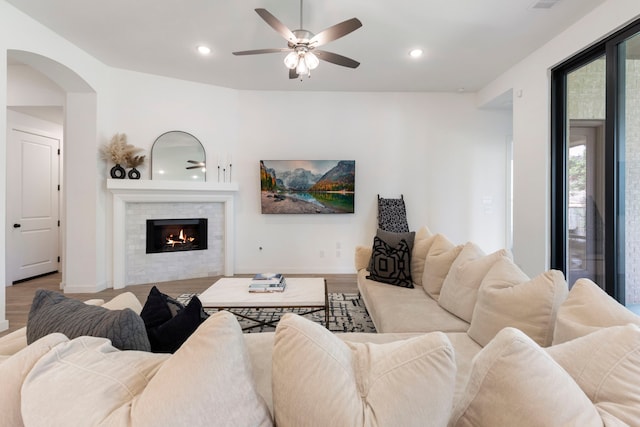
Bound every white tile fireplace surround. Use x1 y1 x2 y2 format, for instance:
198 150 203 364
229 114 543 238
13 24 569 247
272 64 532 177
107 180 238 289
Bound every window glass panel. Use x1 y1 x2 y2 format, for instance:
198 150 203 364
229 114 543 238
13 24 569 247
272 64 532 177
566 57 606 288
620 32 640 314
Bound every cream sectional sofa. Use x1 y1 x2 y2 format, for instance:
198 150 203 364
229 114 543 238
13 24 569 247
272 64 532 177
1 225 640 426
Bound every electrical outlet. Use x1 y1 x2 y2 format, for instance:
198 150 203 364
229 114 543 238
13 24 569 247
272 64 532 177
336 242 341 249
336 250 341 258
319 250 325 258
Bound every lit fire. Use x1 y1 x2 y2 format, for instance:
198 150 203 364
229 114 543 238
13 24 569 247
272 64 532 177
166 229 196 247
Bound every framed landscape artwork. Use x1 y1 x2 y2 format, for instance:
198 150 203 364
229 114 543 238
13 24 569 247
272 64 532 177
260 160 355 214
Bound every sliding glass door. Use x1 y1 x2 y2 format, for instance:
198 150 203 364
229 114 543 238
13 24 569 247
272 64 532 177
551 19 640 313
618 31 640 312
565 57 606 288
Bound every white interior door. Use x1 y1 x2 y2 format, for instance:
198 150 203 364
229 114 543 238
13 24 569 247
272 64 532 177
7 128 60 284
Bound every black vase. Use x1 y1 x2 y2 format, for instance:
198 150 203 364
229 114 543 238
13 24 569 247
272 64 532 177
110 164 126 179
128 167 141 179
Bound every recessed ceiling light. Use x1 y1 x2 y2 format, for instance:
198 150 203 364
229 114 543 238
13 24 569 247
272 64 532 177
197 45 211 55
409 49 423 58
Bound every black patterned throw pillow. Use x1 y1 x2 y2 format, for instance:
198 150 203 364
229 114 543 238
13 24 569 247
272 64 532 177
367 236 414 288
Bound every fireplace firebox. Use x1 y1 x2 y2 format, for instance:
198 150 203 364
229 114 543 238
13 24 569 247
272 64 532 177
146 218 208 254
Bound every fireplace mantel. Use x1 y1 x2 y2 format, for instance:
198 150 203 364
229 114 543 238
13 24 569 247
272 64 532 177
107 179 238 289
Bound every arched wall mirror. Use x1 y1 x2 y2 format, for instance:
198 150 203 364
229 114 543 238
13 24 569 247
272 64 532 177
151 131 206 181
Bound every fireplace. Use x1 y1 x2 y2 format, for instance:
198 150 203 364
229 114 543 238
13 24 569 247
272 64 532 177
146 218 208 254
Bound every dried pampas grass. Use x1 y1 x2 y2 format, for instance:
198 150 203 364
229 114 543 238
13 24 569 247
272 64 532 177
101 133 144 166
125 154 145 168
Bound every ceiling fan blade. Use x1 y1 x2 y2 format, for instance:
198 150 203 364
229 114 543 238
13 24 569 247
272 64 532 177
186 166 204 170
310 18 362 48
233 48 290 56
255 8 297 44
187 160 204 164
289 68 299 79
314 50 360 68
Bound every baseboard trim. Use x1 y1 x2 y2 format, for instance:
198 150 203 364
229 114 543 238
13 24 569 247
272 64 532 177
63 281 108 294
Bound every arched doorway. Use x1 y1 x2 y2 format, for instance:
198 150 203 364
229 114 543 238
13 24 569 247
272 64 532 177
5 50 97 292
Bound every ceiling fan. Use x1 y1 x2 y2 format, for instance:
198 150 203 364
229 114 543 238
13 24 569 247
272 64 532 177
186 160 206 170
232 0 362 79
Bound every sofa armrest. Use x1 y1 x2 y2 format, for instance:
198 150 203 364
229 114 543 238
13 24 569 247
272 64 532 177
355 245 372 272
0 328 27 357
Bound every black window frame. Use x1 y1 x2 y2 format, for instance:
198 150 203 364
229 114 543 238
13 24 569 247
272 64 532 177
550 18 640 303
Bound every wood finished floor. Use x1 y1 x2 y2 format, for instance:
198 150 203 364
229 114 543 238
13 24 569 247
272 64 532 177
1 272 358 338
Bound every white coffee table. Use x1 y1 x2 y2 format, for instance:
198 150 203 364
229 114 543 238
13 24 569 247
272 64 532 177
198 277 328 330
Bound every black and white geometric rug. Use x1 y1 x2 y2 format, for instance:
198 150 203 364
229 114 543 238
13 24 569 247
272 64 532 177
177 292 376 334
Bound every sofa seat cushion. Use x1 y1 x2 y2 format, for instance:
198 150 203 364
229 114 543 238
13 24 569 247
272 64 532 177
358 270 469 333
21 311 273 427
553 278 640 345
272 313 457 427
450 327 607 427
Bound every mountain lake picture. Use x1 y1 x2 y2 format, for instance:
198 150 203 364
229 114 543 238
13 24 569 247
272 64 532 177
260 160 355 214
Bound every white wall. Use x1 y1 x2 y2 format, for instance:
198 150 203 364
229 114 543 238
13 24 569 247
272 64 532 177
108 77 511 275
234 91 510 273
478 0 640 277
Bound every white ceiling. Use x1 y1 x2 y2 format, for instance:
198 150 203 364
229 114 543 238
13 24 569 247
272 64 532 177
6 0 605 92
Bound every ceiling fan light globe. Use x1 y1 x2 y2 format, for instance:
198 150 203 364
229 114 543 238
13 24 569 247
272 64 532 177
284 51 299 69
296 56 309 75
305 52 320 70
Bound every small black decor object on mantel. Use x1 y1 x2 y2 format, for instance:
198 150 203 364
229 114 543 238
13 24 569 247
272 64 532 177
110 164 126 179
128 168 141 179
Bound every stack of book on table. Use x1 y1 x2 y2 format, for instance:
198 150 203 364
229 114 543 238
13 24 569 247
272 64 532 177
248 273 287 292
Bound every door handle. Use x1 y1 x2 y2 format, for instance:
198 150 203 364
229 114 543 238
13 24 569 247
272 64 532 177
13 223 21 228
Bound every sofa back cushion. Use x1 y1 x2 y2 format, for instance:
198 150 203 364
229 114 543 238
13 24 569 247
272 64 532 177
450 327 606 427
422 234 463 299
21 311 273 427
272 313 456 427
467 257 568 347
0 333 68 427
410 226 436 287
438 243 509 322
553 278 640 345
547 324 640 425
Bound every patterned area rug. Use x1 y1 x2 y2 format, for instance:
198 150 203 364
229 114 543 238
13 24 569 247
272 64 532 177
177 292 376 334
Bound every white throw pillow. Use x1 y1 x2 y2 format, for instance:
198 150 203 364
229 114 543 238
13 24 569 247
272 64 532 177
21 311 273 427
272 313 456 427
422 234 463 299
0 333 68 427
450 327 604 427
553 278 640 345
438 242 510 322
547 324 640 425
467 257 568 347
410 226 436 287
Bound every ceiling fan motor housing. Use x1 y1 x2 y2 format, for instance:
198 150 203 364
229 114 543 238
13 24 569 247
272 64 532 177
289 29 315 48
